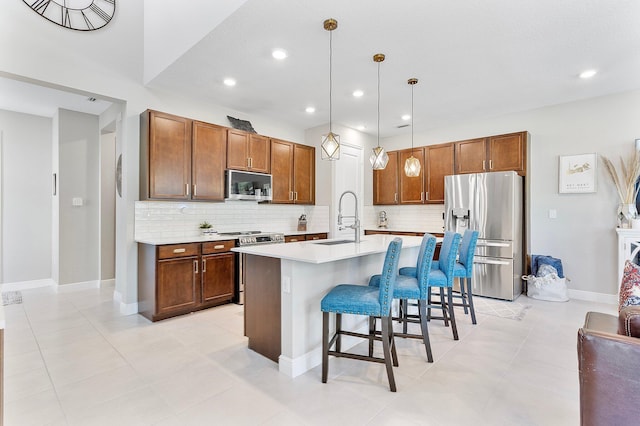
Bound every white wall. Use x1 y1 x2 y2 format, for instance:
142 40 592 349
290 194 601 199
57 109 100 285
1 2 305 309
0 110 52 283
381 89 640 297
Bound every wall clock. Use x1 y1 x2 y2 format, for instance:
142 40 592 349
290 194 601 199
23 0 116 31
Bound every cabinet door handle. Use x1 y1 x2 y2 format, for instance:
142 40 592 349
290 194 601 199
489 159 493 169
289 191 293 201
482 160 486 170
425 191 429 200
193 184 197 197
173 248 186 254
394 193 398 203
194 259 198 273
294 191 298 201
420 192 424 202
202 259 206 273
185 183 190 196
214 244 225 249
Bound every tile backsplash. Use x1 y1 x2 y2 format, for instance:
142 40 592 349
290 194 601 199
362 204 445 233
135 201 330 240
135 201 445 241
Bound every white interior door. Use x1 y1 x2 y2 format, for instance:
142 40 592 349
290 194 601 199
332 144 363 239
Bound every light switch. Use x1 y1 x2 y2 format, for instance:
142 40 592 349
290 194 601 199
548 209 557 219
72 197 84 207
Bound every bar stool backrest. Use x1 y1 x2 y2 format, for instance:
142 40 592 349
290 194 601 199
438 232 462 285
378 238 403 316
416 234 437 299
458 230 479 276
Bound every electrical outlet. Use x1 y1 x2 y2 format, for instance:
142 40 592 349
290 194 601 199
282 276 291 293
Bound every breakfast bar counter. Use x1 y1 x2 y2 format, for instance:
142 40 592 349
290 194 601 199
233 234 423 377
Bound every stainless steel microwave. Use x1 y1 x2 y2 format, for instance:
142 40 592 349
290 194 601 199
225 169 272 201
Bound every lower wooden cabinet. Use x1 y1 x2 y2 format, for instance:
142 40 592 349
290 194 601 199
156 256 199 317
285 233 327 243
138 240 236 321
201 252 235 307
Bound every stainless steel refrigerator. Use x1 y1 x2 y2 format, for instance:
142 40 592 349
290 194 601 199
444 171 523 300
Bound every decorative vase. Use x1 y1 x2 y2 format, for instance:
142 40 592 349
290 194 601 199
618 203 638 228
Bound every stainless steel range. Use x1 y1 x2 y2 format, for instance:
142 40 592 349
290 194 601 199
223 231 285 304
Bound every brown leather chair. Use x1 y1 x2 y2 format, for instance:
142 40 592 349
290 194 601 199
577 306 640 426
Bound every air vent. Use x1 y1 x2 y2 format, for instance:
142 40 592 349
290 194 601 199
87 97 97 102
396 124 410 128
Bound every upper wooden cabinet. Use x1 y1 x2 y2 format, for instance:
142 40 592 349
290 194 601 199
140 111 227 201
141 110 192 200
455 132 527 176
192 121 227 201
425 143 455 203
227 129 270 173
488 132 526 174
373 151 399 205
270 139 315 204
454 137 487 175
393 143 454 205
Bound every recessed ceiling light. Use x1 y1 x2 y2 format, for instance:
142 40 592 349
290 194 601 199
579 69 597 79
223 78 236 87
272 49 288 60
305 106 316 113
353 90 364 97
401 114 411 121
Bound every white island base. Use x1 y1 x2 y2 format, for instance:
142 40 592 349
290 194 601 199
235 235 423 378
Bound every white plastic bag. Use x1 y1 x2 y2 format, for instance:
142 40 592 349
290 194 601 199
523 273 569 302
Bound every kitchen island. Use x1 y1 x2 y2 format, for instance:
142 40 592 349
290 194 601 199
233 234 424 377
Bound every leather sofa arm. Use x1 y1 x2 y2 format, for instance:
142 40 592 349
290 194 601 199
577 325 640 425
618 305 640 337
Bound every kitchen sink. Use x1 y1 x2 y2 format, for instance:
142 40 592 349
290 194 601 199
313 239 355 246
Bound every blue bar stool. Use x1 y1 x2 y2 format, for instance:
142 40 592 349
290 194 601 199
424 230 479 324
448 230 479 324
369 233 437 362
321 238 403 392
400 231 462 340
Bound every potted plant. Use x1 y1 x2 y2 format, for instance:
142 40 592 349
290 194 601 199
199 221 216 236
602 150 640 228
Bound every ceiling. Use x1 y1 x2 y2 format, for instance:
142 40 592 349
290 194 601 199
4 0 640 138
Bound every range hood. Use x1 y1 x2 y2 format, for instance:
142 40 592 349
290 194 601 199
225 169 272 201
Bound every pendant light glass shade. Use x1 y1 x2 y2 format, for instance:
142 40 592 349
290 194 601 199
321 18 340 160
370 53 388 170
321 131 340 160
370 146 389 170
404 78 421 177
404 155 421 177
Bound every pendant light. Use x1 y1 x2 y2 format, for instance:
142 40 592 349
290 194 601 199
404 78 421 177
370 53 389 170
321 18 340 160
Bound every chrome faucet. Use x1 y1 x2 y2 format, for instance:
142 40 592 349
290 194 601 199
338 190 361 243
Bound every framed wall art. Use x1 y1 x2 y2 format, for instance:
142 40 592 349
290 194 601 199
558 153 597 193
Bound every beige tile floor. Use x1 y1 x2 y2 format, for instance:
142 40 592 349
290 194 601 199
3 285 617 425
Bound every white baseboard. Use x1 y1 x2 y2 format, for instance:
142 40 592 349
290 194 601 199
113 289 138 315
1 279 55 292
55 280 100 292
279 324 367 378
567 289 618 305
101 279 115 288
